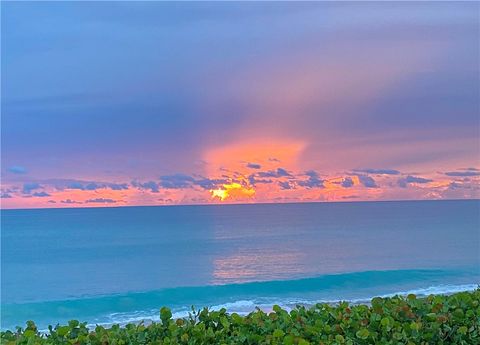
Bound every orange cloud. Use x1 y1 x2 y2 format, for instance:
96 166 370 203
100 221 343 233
210 182 255 202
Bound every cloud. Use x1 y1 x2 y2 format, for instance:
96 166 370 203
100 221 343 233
132 180 160 193
297 170 324 188
257 171 277 178
8 166 27 174
342 195 360 199
257 168 292 178
406 176 433 183
61 199 82 204
445 171 480 177
32 191 51 197
248 174 273 185
341 177 354 188
64 181 129 191
109 183 129 190
86 198 117 203
448 182 463 190
48 200 56 203
22 182 41 194
84 183 101 191
353 168 400 175
277 168 291 177
194 177 228 190
210 182 255 201
134 175 228 191
398 175 433 188
66 182 96 190
357 175 378 188
159 173 195 189
1 193 13 198
64 181 85 190
246 163 261 169
278 181 294 190
447 181 478 191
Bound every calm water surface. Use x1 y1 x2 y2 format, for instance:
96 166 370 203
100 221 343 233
1 200 479 329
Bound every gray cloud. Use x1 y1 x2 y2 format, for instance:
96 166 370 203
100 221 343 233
194 177 228 190
298 170 324 189
353 168 400 175
246 163 261 169
159 174 195 189
22 182 41 194
257 168 292 178
61 199 82 204
132 180 160 193
86 198 117 203
398 175 433 188
445 171 480 177
248 174 273 185
406 176 433 183
341 177 354 188
32 191 51 197
109 183 129 190
64 181 128 191
278 181 294 190
357 175 378 188
342 195 360 199
132 175 227 192
277 168 291 177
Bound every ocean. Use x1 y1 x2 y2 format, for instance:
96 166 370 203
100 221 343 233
1 199 479 330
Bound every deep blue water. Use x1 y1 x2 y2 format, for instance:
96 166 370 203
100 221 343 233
1 200 479 330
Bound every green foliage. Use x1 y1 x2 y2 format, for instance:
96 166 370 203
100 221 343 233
2 290 479 344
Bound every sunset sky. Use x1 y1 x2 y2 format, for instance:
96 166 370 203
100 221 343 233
1 1 479 209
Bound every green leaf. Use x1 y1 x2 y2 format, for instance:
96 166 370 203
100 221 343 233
393 332 403 340
220 316 230 329
283 335 294 345
56 326 70 337
68 320 79 328
160 307 172 324
23 330 35 338
273 305 283 313
380 317 390 327
410 322 421 331
356 328 369 339
371 297 383 308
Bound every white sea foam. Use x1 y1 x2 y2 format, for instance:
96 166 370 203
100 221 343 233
383 283 478 297
70 283 478 331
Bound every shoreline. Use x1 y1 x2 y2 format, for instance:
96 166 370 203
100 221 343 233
2 289 478 344
2 281 478 333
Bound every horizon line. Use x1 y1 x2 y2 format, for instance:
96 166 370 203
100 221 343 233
1 197 478 212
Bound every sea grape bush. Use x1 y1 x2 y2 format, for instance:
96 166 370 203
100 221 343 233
2 290 479 344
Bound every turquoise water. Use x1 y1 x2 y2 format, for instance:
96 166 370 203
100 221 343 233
1 200 479 330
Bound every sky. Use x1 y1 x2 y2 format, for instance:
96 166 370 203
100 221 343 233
1 1 479 209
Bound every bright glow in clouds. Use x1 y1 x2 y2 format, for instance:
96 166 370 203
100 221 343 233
210 183 256 202
1 2 479 208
